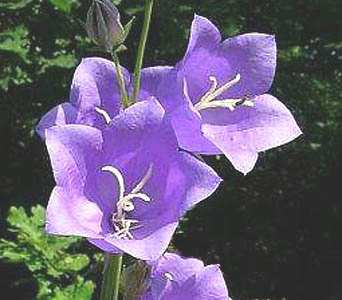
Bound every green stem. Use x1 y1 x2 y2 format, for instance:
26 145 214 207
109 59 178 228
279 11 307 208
132 0 155 102
100 254 123 300
112 52 130 108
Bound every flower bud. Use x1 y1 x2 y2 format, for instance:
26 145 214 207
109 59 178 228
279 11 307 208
86 0 125 52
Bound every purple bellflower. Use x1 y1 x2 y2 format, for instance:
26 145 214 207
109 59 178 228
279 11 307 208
140 252 229 300
44 99 221 260
139 15 302 175
36 57 130 138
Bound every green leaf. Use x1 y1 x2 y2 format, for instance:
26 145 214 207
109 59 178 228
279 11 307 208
0 205 96 299
48 0 75 13
122 17 135 43
112 0 123 5
279 46 305 62
57 254 90 272
0 65 32 91
53 277 95 300
0 0 34 10
0 25 30 63
39 53 77 74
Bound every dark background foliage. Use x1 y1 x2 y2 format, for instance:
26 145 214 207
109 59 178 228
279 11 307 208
1 0 341 299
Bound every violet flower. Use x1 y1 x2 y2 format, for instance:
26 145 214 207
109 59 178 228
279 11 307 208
139 15 302 175
44 99 221 260
36 57 130 138
140 252 229 300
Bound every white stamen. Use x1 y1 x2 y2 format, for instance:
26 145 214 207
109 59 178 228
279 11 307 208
194 74 254 112
101 166 125 200
200 76 219 103
196 98 255 111
95 107 111 124
209 73 241 101
124 193 151 203
102 164 153 240
165 272 174 281
122 201 135 212
131 164 153 194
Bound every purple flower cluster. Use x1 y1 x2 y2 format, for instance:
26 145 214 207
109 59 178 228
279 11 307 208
38 15 301 299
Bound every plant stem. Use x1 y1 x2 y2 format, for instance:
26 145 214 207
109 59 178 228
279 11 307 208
100 254 123 300
132 0 154 102
112 52 130 108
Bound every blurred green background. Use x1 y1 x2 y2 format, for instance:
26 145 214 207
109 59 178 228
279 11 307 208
0 0 341 299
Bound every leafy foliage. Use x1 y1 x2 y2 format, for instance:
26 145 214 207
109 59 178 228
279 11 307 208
0 0 34 10
47 0 78 13
0 205 95 300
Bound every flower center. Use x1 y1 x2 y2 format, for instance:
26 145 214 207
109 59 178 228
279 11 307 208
194 74 254 112
101 164 153 240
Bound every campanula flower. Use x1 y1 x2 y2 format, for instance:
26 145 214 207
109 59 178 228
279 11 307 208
36 57 130 138
44 100 221 260
140 252 229 300
139 15 302 175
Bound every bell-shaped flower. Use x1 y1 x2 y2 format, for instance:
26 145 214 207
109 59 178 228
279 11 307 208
36 57 130 138
44 99 221 260
139 15 302 175
140 252 230 300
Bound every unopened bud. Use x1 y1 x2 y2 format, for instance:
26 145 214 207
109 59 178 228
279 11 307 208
86 0 125 52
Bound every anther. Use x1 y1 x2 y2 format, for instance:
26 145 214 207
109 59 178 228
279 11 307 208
102 164 153 240
165 272 174 281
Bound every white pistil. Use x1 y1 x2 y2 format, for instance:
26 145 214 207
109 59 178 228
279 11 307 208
95 107 111 124
194 74 255 112
102 164 153 240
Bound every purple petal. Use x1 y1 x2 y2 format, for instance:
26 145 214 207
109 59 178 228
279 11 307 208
219 33 277 98
183 15 221 62
46 186 103 238
103 99 173 160
90 222 178 260
190 265 229 299
152 253 204 286
87 238 122 254
177 15 276 102
170 85 220 154
176 151 222 213
139 66 183 112
36 103 78 139
144 253 229 300
70 57 130 125
147 253 205 299
202 94 302 174
45 124 103 190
